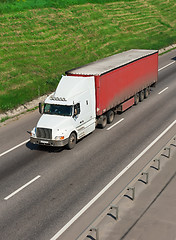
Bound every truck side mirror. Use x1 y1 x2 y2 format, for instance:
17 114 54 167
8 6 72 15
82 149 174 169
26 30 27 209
39 102 43 114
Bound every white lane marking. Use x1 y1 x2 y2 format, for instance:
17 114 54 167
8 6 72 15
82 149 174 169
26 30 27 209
4 175 41 200
158 61 175 71
0 139 29 158
50 119 176 240
158 87 168 95
107 118 124 131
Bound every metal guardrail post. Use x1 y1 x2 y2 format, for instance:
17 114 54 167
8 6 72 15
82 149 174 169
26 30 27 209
170 138 176 147
162 147 171 158
141 172 149 184
153 159 160 170
110 205 119 221
127 187 135 201
90 227 99 240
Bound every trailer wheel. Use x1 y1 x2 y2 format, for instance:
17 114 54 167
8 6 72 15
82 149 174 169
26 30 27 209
107 110 115 124
100 115 107 129
139 90 144 102
134 93 139 105
67 132 77 149
144 87 150 98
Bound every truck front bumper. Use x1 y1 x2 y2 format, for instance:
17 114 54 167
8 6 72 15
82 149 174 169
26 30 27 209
30 137 68 147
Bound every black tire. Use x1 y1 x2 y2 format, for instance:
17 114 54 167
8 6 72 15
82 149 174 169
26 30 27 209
107 110 115 124
139 90 144 102
144 87 150 98
67 132 77 149
134 93 139 105
100 115 107 129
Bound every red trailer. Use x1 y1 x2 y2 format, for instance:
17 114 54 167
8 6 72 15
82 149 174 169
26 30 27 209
66 49 158 127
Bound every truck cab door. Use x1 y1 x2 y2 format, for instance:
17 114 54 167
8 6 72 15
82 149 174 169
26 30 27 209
73 103 85 138
73 94 95 139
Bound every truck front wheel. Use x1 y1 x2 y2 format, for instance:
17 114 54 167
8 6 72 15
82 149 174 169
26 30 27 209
67 132 77 149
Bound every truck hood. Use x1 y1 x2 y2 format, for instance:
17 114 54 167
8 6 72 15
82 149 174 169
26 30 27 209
37 114 72 130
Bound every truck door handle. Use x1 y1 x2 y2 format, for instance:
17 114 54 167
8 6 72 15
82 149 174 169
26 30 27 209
80 120 84 124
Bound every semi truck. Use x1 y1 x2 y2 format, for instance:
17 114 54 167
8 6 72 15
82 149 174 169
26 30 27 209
30 49 158 149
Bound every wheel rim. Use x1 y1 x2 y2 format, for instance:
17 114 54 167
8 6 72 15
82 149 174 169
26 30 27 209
102 117 107 127
144 88 149 98
101 115 107 128
70 136 75 143
139 91 144 102
109 113 114 122
134 94 139 105
107 111 114 123
68 133 76 149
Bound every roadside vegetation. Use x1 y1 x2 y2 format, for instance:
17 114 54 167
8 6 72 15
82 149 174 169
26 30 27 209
0 0 176 112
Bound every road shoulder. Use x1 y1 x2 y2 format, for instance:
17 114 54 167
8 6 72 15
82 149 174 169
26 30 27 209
97 144 176 240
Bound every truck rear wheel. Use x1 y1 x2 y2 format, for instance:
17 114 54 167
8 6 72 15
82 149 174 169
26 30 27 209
100 115 107 128
139 90 144 102
67 132 77 149
107 110 115 124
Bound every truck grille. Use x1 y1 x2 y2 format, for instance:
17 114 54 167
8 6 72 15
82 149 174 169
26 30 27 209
36 128 52 139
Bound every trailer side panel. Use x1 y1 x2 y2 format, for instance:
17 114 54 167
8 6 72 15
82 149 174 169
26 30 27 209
96 52 158 115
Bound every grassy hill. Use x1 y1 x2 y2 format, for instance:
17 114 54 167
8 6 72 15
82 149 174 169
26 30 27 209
0 0 176 112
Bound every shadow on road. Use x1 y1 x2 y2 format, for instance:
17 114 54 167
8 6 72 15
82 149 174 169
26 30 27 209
26 141 64 153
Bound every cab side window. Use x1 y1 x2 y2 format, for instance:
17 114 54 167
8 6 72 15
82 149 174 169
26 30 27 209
74 103 80 115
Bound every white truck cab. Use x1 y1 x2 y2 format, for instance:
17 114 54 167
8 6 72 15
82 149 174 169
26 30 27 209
30 75 96 149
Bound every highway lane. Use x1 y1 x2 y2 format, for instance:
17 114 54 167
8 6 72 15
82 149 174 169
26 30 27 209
0 49 176 240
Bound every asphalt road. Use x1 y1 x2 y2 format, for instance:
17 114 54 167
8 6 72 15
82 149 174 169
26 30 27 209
0 49 176 240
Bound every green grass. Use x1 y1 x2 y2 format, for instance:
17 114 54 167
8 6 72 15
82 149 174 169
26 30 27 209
0 0 131 13
0 0 176 112
0 116 10 123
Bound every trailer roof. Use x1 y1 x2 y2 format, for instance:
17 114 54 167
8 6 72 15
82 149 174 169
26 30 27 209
66 49 158 76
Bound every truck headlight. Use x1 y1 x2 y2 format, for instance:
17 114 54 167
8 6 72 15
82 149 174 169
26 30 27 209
31 128 36 138
55 136 65 140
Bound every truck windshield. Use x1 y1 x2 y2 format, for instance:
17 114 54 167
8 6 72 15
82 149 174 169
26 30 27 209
44 104 72 116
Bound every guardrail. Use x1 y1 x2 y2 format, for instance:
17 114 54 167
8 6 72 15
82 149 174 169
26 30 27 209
76 135 176 240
